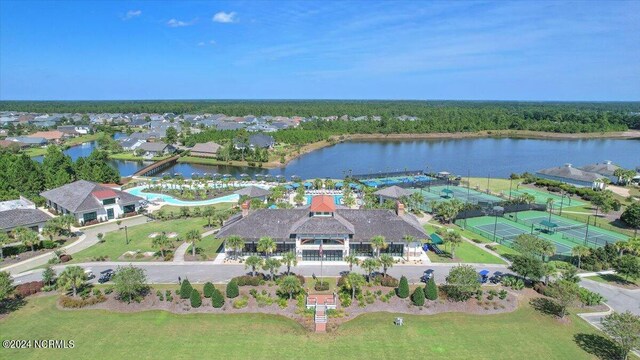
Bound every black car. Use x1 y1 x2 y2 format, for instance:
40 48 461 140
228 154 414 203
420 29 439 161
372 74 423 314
420 269 434 283
98 269 115 283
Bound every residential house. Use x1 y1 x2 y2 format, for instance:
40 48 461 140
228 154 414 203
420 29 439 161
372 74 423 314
137 141 176 158
57 125 91 136
235 133 275 150
6 136 48 147
536 164 603 188
0 197 50 233
189 142 221 158
28 130 67 144
118 137 146 151
41 180 143 225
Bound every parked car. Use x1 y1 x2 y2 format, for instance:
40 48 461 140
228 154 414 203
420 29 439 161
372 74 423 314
420 269 434 283
84 269 95 280
98 269 115 283
489 271 504 284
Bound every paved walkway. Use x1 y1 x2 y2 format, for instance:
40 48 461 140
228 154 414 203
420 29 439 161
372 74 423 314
1 215 151 275
172 228 220 263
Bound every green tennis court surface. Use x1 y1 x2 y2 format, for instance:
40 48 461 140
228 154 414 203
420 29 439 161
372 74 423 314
410 186 503 212
510 188 585 207
463 215 582 255
506 210 627 248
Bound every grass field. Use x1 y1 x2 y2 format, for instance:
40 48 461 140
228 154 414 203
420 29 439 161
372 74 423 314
70 218 209 262
0 295 611 360
427 241 507 264
186 234 224 260
584 274 639 288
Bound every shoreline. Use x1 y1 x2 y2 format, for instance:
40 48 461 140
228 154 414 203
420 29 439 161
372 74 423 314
174 129 640 169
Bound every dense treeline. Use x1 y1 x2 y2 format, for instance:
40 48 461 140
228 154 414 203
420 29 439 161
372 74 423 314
0 147 120 202
1 100 638 131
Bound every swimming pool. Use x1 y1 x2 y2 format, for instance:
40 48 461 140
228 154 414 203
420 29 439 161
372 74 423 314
306 195 344 205
126 186 239 206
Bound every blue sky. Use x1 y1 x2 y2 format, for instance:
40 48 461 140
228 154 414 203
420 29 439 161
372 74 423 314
1 0 638 101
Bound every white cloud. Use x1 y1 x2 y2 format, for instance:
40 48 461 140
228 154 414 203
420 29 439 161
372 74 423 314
209 40 216 45
212 11 237 23
123 10 141 20
167 18 196 27
197 42 205 47
198 40 216 47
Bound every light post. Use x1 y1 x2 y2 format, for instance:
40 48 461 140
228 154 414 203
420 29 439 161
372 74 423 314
559 191 565 216
492 206 504 242
125 225 129 245
584 216 591 246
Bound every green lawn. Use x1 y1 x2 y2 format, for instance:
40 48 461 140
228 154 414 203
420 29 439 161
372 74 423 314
0 295 614 360
109 152 170 161
70 218 209 262
427 240 506 264
584 274 639 288
186 235 224 260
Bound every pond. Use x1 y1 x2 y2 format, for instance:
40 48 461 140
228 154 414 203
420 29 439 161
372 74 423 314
33 136 640 179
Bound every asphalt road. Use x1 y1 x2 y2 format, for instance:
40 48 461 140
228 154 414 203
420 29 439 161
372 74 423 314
12 262 510 285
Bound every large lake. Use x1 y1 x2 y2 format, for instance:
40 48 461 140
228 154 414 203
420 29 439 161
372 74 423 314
37 137 640 179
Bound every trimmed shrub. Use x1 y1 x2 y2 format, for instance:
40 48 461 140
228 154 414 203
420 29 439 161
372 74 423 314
374 274 399 287
314 281 330 291
233 295 249 309
15 281 44 297
59 254 72 263
396 276 410 298
424 277 438 301
190 289 202 308
412 286 425 306
233 275 262 286
578 288 605 306
226 280 239 298
498 289 508 300
59 295 106 308
179 279 193 299
104 286 114 295
203 282 215 298
211 288 225 308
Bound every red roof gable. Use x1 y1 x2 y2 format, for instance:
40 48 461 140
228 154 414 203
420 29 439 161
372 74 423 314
310 195 335 213
92 189 117 200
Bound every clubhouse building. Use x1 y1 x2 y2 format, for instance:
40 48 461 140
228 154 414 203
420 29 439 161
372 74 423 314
41 180 143 225
217 195 428 261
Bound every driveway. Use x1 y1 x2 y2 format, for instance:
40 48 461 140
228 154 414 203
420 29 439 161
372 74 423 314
1 215 151 275
580 278 640 315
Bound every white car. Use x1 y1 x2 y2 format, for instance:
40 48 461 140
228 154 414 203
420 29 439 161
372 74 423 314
84 269 95 280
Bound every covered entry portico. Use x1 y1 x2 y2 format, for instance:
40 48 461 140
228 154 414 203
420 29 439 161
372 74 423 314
297 234 349 261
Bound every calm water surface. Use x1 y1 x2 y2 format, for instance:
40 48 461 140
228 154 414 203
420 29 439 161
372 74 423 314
34 137 640 179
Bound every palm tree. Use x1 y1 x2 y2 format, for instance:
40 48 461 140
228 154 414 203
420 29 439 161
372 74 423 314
539 240 556 263
59 214 75 237
571 245 590 269
225 235 245 260
152 233 172 258
344 272 366 299
542 262 558 285
257 236 276 258
0 232 9 259
279 275 302 299
344 254 360 272
443 231 463 259
42 223 58 242
244 255 263 276
58 266 86 297
262 258 281 280
15 227 39 252
379 254 395 278
186 229 201 257
370 235 387 258
546 198 555 221
202 206 214 228
361 258 380 283
281 251 297 275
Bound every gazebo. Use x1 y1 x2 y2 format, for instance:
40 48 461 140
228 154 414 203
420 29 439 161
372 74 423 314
441 189 454 198
540 220 558 233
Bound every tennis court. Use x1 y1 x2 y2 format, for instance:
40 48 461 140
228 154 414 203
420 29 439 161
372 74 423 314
463 215 573 254
362 175 433 188
507 210 627 248
510 188 585 208
427 185 502 204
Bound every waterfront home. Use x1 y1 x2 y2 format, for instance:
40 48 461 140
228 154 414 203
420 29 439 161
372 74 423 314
28 130 67 144
217 195 427 260
118 137 146 151
189 141 221 158
536 163 603 188
0 197 50 233
374 186 413 204
234 133 275 150
6 136 47 147
41 180 143 225
137 141 175 158
0 139 26 150
57 125 91 136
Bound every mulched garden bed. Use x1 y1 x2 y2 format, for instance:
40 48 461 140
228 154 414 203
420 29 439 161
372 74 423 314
0 237 77 267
